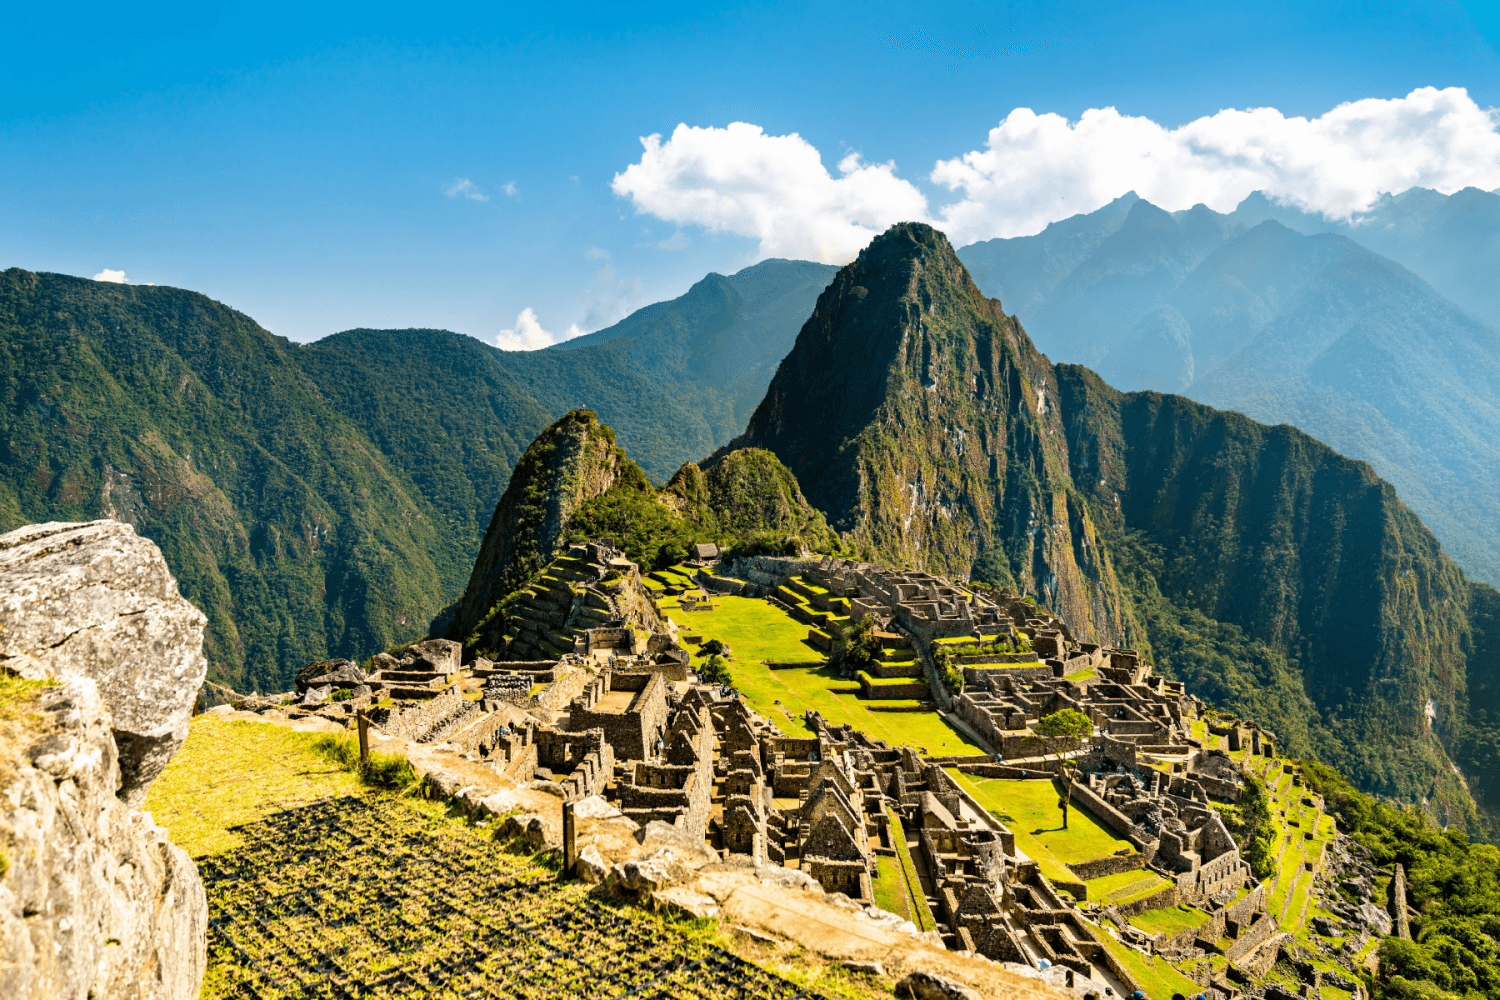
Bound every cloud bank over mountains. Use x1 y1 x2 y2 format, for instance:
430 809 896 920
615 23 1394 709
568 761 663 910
613 87 1500 263
494 307 582 352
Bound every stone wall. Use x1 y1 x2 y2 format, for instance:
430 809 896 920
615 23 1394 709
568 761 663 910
372 687 465 741
1225 913 1278 964
962 665 1056 686
856 673 929 700
1066 853 1145 881
618 763 709 839
1225 884 1266 934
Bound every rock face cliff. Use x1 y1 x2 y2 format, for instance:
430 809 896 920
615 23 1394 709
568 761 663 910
0 520 208 805
732 223 1134 646
0 519 207 999
449 410 627 646
0 677 207 1000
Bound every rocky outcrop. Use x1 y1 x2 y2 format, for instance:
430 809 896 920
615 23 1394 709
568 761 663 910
0 519 208 999
0 521 208 805
0 675 207 999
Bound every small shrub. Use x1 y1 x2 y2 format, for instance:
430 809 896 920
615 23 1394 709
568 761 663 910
311 734 419 792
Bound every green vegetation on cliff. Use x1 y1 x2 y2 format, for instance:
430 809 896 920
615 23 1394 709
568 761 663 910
0 269 467 694
1057 371 1488 831
731 223 1134 648
1303 762 1500 1000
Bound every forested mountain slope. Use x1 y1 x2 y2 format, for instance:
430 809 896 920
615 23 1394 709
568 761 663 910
0 269 460 693
0 262 839 689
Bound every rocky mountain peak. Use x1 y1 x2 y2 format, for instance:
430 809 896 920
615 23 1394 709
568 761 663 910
734 222 1131 646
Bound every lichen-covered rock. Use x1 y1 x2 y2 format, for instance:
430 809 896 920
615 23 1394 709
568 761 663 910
0 677 207 1000
614 849 695 895
295 658 366 693
651 885 720 919
576 844 611 885
894 970 981 1000
0 520 207 805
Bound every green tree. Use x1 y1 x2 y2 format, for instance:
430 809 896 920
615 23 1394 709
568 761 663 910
832 614 882 673
1036 710 1092 829
699 654 732 686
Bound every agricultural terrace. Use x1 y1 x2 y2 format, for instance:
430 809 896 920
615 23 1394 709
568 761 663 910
147 717 837 1000
663 594 980 754
1241 755 1351 955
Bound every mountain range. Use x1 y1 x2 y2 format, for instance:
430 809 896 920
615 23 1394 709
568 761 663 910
956 188 1500 586
0 259 831 692
720 223 1494 833
3 202 1498 836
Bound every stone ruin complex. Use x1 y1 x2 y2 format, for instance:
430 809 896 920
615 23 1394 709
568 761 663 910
245 543 1363 1000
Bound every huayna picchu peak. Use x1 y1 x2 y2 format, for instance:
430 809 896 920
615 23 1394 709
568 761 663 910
730 222 1132 648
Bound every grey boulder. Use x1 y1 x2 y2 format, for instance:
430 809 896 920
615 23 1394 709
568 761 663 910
295 657 366 693
403 639 462 674
895 971 982 1000
0 520 207 806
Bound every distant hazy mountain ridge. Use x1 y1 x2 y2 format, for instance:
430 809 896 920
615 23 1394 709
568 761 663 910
957 187 1500 586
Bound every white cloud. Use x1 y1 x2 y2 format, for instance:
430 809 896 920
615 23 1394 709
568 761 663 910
612 88 1500 257
581 262 644 330
658 230 691 251
932 86 1500 243
444 178 489 202
501 180 519 198
494 308 584 352
611 122 929 264
92 268 127 283
586 246 611 261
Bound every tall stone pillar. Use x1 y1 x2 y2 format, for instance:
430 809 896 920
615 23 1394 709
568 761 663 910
1392 863 1411 940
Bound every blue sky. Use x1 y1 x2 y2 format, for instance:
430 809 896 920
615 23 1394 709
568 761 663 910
3 1 1497 345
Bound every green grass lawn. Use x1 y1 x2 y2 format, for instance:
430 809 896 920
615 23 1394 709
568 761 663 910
945 770 1136 884
1084 869 1158 897
671 596 978 754
872 854 912 921
1063 666 1097 682
145 718 364 858
1095 924 1204 1000
857 671 930 688
1131 904 1213 938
